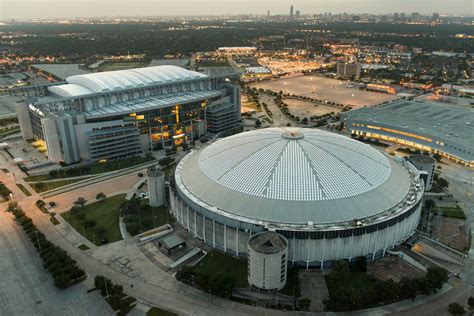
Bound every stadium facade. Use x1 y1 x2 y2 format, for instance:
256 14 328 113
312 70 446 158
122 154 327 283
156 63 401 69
171 128 425 269
342 100 474 167
16 65 240 164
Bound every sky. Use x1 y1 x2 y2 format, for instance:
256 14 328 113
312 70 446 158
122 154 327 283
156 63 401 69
0 0 472 20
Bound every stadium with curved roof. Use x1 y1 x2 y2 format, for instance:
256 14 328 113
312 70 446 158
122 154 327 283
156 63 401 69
16 65 240 164
171 128 425 268
49 66 207 97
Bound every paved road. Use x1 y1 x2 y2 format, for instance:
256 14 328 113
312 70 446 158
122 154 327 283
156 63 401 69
0 162 270 316
2 151 473 316
0 204 113 315
257 92 297 127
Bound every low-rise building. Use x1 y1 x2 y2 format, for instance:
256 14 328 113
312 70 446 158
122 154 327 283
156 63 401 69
342 100 474 167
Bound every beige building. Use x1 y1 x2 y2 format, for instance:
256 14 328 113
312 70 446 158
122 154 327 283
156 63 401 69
247 232 288 291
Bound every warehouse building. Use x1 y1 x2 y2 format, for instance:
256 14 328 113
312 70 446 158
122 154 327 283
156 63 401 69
16 65 240 164
171 128 424 269
342 100 474 167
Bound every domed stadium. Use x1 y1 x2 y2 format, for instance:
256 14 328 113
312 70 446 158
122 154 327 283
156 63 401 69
171 128 424 268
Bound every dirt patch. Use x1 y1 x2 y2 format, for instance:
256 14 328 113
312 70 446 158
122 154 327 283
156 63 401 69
283 98 340 118
368 257 424 282
431 215 469 252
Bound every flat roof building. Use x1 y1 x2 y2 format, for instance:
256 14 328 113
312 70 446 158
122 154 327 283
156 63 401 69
16 65 241 164
342 100 474 167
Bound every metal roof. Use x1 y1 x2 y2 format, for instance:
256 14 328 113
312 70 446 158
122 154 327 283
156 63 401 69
248 232 287 254
159 233 185 249
177 128 414 225
199 128 391 201
346 100 474 151
48 65 207 97
85 90 221 118
49 83 94 98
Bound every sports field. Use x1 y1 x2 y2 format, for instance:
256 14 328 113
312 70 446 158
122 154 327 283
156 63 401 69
251 75 397 108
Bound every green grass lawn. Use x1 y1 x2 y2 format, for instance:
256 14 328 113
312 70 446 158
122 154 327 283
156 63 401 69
147 307 177 316
123 199 172 235
78 244 90 251
61 194 125 245
141 199 171 226
192 251 248 288
436 206 466 219
16 183 31 196
279 268 301 297
26 156 153 182
25 174 53 182
29 178 88 193
102 62 141 70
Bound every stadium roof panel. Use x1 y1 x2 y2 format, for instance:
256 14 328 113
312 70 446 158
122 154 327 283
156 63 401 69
178 128 413 225
199 128 391 201
48 65 207 97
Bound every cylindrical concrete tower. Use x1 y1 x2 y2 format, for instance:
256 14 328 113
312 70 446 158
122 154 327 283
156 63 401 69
148 167 165 207
248 231 288 291
408 155 436 191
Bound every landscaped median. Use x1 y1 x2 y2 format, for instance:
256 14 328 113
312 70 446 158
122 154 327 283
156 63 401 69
8 203 86 288
29 178 90 193
61 194 125 245
0 182 12 200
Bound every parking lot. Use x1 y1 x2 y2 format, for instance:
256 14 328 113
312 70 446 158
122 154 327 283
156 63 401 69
251 75 397 108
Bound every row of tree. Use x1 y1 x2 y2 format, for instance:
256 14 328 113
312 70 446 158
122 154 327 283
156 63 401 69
10 204 86 288
94 276 136 315
176 267 235 298
324 259 449 311
0 183 12 199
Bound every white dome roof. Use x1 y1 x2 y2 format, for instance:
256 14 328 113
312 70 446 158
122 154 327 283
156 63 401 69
177 128 413 225
199 128 391 201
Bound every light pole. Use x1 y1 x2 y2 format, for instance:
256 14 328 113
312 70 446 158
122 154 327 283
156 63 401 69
35 230 41 252
104 277 110 301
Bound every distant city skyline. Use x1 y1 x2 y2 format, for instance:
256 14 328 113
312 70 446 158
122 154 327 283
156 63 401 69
1 0 472 20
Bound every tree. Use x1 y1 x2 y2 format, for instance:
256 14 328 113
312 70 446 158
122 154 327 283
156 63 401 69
400 277 418 301
437 177 449 190
208 273 235 298
447 303 465 315
354 256 367 272
95 226 106 237
299 298 311 311
424 267 448 291
73 197 87 208
467 296 474 307
425 199 436 209
84 220 96 229
96 192 106 203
